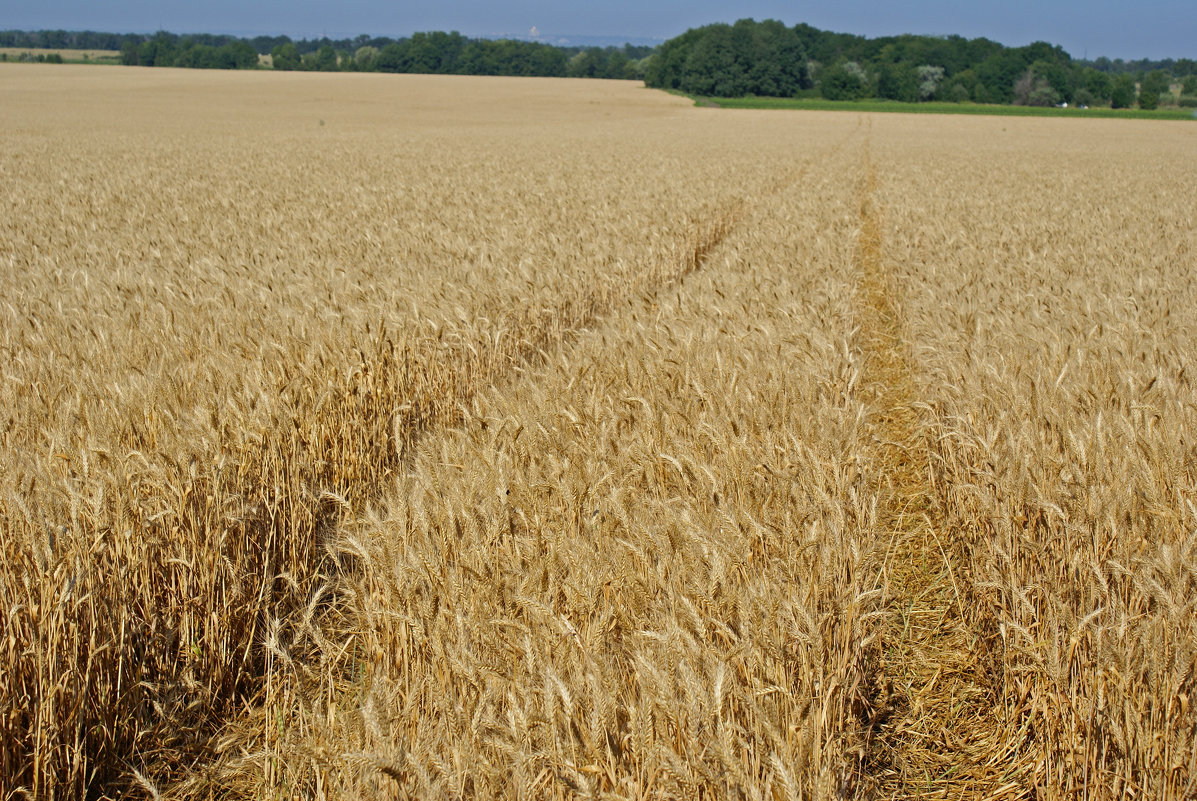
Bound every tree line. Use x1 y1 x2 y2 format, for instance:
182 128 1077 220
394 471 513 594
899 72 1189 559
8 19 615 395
645 19 1197 109
0 29 651 80
3 25 1195 108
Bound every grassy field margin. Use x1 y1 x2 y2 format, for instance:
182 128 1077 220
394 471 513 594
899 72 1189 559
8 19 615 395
682 92 1197 120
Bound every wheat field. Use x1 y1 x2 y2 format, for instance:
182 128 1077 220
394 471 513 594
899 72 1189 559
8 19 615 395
1 63 1194 799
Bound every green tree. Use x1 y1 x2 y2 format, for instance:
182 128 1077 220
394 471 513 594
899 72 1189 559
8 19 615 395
947 68 980 102
1138 69 1168 109
976 51 1027 104
430 31 468 73
41 29 68 48
945 83 970 102
310 45 338 71
1140 69 1169 95
120 40 139 66
1183 75 1197 95
683 25 748 97
741 19 806 96
531 45 567 77
374 43 403 72
1013 69 1059 106
271 42 300 70
1110 74 1136 108
138 32 178 67
917 65 944 100
1081 68 1112 102
568 48 606 78
821 60 870 100
1029 59 1073 102
877 62 918 101
645 20 806 97
404 32 444 72
225 40 258 69
354 46 378 71
605 50 630 79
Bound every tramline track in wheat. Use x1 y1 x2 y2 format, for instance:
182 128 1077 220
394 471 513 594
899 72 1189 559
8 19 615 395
853 142 1027 799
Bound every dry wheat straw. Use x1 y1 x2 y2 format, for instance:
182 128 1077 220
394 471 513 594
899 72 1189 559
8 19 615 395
2 65 1194 799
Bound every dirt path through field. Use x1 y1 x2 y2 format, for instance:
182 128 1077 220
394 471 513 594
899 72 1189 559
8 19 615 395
853 140 1026 799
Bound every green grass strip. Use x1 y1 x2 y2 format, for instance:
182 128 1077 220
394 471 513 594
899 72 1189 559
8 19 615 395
691 94 1197 121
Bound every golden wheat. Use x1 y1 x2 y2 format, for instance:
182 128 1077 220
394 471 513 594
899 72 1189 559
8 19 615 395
873 113 1197 798
2 64 1195 799
210 125 880 800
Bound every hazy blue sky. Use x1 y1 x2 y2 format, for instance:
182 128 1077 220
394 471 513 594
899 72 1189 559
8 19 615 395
4 0 1194 60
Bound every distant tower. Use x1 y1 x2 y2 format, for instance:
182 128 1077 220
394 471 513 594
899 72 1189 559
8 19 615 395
530 26 540 38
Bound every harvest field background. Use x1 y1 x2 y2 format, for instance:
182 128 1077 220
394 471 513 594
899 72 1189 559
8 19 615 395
1 64 1195 799
0 47 121 62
